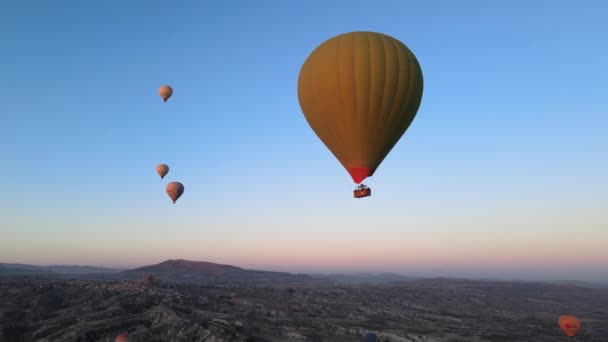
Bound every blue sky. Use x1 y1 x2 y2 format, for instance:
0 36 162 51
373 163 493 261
1 1 607 282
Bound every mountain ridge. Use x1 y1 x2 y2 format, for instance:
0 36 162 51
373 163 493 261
2 260 608 288
122 259 331 286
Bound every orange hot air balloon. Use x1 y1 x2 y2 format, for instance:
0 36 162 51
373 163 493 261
158 85 173 102
559 315 581 337
298 31 423 194
115 332 129 342
166 182 184 203
156 164 169 179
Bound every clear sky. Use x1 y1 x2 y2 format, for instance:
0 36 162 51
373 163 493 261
1 1 607 283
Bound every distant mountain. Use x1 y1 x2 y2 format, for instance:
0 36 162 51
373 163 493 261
126 259 239 276
123 259 332 286
44 265 124 275
551 279 608 289
0 263 52 273
0 264 49 276
5 260 605 289
309 272 418 285
0 263 124 276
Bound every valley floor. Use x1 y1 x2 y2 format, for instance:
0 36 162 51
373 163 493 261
1 278 607 341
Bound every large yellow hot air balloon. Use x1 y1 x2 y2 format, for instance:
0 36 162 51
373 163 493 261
166 182 184 204
298 31 423 197
158 85 173 102
156 164 169 180
559 315 581 337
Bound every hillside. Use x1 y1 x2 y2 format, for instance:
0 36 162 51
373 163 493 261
123 259 332 286
0 263 122 276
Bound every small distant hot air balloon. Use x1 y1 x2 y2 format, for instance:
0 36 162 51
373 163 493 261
115 332 129 342
559 315 581 337
158 85 173 102
298 31 424 198
364 332 378 342
156 164 169 179
166 182 184 204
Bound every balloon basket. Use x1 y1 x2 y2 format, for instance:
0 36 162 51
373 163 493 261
354 186 371 198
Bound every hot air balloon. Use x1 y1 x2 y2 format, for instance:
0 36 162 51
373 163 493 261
115 332 129 342
298 31 423 198
156 164 169 179
166 182 184 203
354 184 371 198
559 315 581 337
158 85 173 102
364 332 378 342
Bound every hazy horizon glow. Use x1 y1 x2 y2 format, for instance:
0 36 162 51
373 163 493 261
1 1 607 284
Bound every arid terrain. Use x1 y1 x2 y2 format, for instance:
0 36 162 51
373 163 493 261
1 261 607 341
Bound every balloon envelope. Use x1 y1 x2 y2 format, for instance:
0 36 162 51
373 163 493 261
364 332 378 342
166 182 184 203
559 315 581 337
298 31 423 184
115 333 129 342
156 164 169 179
158 85 173 102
